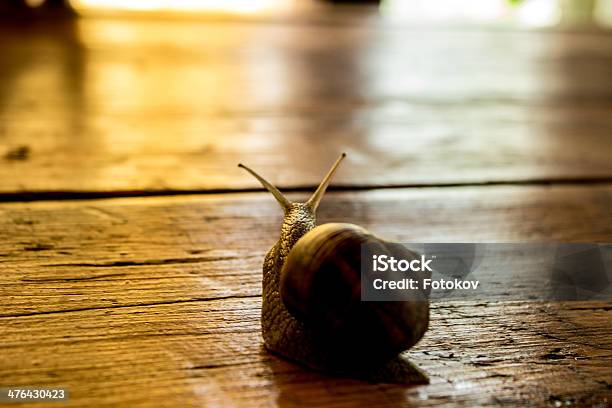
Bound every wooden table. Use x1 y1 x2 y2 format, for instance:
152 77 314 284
1 7 611 407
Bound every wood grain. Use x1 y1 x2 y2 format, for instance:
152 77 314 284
2 18 612 195
1 184 611 316
1 298 610 408
0 185 610 407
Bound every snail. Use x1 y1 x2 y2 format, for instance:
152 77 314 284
238 153 430 384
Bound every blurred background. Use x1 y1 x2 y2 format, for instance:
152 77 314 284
6 0 612 24
1 0 612 196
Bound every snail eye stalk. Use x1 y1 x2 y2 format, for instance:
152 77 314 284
307 153 346 212
238 163 291 211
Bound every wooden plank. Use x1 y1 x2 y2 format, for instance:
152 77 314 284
2 19 612 194
1 184 611 315
0 185 610 406
0 298 610 407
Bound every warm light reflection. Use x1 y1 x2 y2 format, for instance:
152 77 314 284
380 0 612 27
25 0 46 7
69 0 290 15
68 0 612 28
72 18 292 188
380 0 506 23
380 0 561 27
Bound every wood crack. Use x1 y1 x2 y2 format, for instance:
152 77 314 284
0 295 260 319
21 273 129 282
44 256 252 268
0 177 611 203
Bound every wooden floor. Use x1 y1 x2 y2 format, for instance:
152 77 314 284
1 5 611 408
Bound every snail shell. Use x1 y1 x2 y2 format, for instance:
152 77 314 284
280 223 431 366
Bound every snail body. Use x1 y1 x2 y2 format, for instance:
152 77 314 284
239 154 430 384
